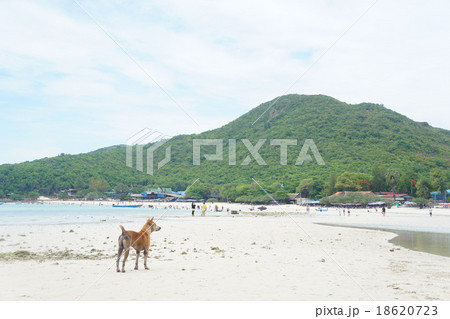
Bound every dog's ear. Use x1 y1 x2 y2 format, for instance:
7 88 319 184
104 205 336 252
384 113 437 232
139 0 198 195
150 217 154 222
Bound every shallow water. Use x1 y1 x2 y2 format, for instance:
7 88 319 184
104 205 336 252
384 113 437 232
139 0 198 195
389 230 450 258
319 223 450 258
0 203 228 226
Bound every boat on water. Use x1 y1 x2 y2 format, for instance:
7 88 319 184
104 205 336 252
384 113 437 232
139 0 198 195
112 204 143 208
0 202 4 205
315 208 328 212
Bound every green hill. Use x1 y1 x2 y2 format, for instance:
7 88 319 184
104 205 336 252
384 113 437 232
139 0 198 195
1 94 449 199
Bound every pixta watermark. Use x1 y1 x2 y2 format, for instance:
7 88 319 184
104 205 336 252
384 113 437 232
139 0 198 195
126 129 325 175
126 128 172 175
193 139 325 166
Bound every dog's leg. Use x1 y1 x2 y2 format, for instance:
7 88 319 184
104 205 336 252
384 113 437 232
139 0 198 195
122 248 130 273
144 249 149 270
135 249 140 270
116 247 123 272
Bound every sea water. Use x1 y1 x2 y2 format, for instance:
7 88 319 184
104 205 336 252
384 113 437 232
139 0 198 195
0 203 228 226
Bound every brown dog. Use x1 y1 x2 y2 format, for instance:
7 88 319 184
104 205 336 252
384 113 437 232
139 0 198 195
116 218 161 273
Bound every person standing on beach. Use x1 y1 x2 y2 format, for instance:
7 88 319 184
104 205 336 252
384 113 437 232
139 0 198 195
191 202 196 216
201 202 207 217
381 207 386 216
429 208 433 217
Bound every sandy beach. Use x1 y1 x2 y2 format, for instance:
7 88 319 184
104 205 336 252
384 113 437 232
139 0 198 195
1 206 449 301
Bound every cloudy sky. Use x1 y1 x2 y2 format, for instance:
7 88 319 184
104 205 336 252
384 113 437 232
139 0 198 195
1 0 449 164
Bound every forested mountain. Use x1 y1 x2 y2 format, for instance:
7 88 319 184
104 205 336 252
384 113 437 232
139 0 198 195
1 94 449 200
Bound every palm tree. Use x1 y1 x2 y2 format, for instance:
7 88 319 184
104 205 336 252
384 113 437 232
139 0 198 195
387 170 399 201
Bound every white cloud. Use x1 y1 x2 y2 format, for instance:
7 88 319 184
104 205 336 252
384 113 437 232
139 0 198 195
0 0 449 164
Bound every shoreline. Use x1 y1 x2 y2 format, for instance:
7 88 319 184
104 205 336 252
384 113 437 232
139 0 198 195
6 197 450 214
2 199 449 223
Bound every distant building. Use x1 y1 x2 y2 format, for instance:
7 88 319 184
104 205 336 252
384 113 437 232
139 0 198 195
330 191 374 197
288 193 302 204
141 188 186 200
430 190 450 202
60 189 78 197
377 192 414 202
141 187 172 199
288 193 320 205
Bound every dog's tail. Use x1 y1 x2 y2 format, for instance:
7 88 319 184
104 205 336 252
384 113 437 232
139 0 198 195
118 225 130 250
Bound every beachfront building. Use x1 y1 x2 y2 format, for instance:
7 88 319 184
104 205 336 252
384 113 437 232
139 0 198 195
139 188 186 201
377 192 414 202
288 193 302 204
59 188 78 197
331 191 375 197
430 190 450 202
141 187 173 199
288 193 321 205
130 193 144 200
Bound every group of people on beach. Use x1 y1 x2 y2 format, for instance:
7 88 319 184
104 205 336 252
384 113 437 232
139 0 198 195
338 209 351 216
337 207 387 216
191 202 207 217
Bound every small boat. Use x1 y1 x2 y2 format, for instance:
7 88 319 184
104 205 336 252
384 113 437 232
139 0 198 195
0 202 4 205
315 208 328 212
113 204 143 208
